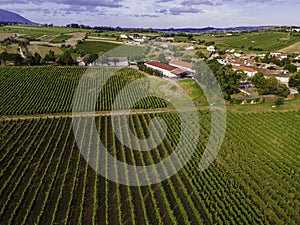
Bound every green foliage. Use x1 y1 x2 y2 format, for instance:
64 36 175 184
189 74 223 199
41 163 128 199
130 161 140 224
275 97 285 106
288 72 300 89
157 53 168 63
284 64 297 73
251 72 290 97
204 59 245 100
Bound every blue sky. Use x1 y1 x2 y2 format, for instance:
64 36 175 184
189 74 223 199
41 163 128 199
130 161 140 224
2 0 300 27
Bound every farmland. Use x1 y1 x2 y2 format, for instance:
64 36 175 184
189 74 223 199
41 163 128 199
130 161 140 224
0 111 299 224
198 31 300 52
0 24 300 225
0 67 167 115
76 41 121 55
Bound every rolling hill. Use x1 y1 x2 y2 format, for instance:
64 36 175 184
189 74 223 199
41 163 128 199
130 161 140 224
0 9 36 24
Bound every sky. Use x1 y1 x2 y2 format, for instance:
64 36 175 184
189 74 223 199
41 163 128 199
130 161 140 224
2 0 300 28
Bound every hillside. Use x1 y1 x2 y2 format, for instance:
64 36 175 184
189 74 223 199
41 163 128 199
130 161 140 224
0 9 35 24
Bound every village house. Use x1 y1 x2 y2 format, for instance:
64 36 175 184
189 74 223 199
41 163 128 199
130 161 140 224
185 45 195 51
232 65 258 77
206 46 216 52
107 57 129 67
120 34 128 39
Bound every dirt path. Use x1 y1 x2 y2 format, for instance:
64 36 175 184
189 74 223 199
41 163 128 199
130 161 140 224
0 108 178 121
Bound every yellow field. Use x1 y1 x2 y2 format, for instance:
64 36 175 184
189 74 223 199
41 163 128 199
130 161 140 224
27 45 62 57
0 33 18 41
280 41 300 53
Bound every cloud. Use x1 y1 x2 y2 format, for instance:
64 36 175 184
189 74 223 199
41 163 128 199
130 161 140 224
169 6 204 15
141 14 159 17
181 0 219 6
155 0 173 2
156 9 168 13
2 0 124 8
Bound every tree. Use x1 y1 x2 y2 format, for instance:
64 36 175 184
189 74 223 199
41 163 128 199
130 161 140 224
33 52 42 65
83 53 98 64
275 97 284 106
57 51 74 65
284 64 297 73
288 72 300 89
195 51 207 59
0 51 9 66
157 53 168 64
251 72 266 88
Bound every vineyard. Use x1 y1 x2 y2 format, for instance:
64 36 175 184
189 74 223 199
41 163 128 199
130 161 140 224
0 67 167 115
0 111 299 225
76 41 121 55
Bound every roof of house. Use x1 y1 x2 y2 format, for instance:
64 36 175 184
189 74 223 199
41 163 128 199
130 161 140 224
232 65 258 73
170 60 193 69
171 68 186 75
107 57 128 62
145 61 177 71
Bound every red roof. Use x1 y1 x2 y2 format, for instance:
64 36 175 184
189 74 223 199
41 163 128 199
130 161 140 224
232 65 258 73
145 61 177 71
171 68 185 75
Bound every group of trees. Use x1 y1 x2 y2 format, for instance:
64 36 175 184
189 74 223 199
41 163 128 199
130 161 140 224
288 72 300 89
204 59 246 100
251 72 290 97
0 50 76 66
0 52 23 66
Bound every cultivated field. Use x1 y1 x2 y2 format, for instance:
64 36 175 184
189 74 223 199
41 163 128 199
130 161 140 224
0 28 300 225
280 41 300 53
0 67 167 115
0 111 299 224
200 32 300 52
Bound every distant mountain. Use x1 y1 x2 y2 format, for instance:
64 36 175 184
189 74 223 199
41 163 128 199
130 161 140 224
0 9 36 24
155 26 276 33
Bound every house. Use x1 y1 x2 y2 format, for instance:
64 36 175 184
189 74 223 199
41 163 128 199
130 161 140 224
159 37 174 42
169 59 194 73
185 45 195 51
144 61 186 78
206 46 216 52
226 49 235 53
270 52 288 60
78 61 86 66
232 65 258 77
292 28 300 32
120 34 128 39
107 57 129 67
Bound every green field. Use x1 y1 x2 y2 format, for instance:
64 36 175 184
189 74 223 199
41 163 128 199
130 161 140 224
0 25 89 39
49 34 72 43
76 41 121 55
0 67 168 115
0 110 299 224
198 31 300 52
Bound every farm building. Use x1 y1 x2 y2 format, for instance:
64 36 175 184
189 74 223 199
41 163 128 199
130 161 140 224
169 59 195 73
144 61 187 78
232 65 258 77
